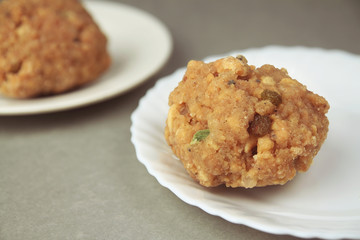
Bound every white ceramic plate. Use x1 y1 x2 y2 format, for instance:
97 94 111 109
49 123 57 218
131 46 360 239
0 0 172 115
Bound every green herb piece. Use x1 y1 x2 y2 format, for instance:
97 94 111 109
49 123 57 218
261 89 282 106
190 129 210 145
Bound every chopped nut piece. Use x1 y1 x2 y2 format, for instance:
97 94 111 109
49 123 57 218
261 76 275 85
255 100 276 115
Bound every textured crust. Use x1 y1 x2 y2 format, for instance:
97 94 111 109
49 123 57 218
165 56 329 188
0 0 111 98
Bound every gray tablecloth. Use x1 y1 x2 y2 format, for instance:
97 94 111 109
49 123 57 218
1 0 359 239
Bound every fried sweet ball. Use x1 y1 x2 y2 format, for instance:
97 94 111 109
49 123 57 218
165 56 329 188
0 0 111 98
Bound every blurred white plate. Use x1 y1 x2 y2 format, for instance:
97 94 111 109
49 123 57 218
0 0 172 115
131 46 360 239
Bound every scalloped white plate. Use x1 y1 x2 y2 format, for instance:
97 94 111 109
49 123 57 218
0 0 172 115
131 46 360 239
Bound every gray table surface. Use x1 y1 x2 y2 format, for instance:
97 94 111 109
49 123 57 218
1 0 360 239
